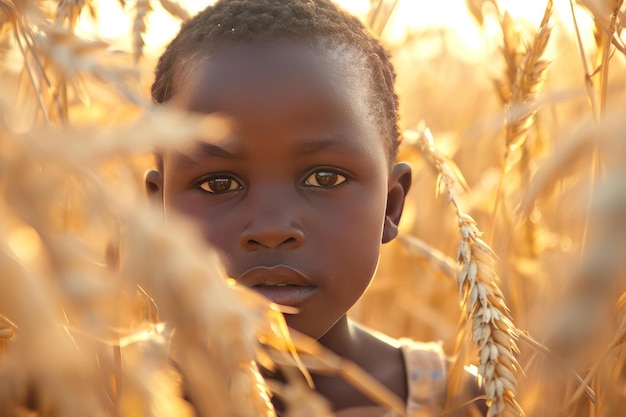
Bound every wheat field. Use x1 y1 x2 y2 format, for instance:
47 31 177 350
1 0 625 416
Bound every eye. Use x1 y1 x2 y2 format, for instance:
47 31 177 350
198 176 243 194
303 169 347 188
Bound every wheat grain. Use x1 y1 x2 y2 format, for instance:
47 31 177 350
505 0 553 152
495 11 524 105
490 0 553 246
133 0 151 63
56 0 97 28
158 0 190 21
412 126 524 417
34 25 139 100
464 0 495 26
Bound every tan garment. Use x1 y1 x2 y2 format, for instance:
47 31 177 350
401 338 447 417
335 339 447 417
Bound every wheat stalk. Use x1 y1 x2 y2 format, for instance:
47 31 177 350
56 0 97 29
578 0 624 257
158 0 190 21
0 104 305 416
2 0 143 123
266 330 407 416
0 243 110 415
410 125 524 417
494 11 524 106
0 317 15 339
505 0 553 152
2 4 52 123
133 0 151 63
367 0 400 37
0 314 17 360
398 235 457 281
490 0 553 249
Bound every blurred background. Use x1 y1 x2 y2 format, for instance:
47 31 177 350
1 0 625 416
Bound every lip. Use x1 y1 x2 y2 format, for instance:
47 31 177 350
238 265 318 309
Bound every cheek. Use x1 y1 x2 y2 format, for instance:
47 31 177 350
162 189 241 255
163 189 211 228
313 182 387 286
342 180 387 238
169 210 242 276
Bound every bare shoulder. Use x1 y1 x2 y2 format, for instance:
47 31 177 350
349 322 407 403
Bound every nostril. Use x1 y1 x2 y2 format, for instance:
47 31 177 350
247 239 261 247
240 222 305 250
245 236 299 249
246 239 262 248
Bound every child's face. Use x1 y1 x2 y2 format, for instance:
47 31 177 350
147 41 410 339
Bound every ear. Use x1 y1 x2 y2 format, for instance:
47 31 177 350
145 169 164 204
382 162 412 244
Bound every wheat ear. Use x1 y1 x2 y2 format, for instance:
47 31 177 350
412 126 524 417
505 0 553 152
133 0 151 63
491 1 553 240
56 0 97 29
158 0 190 21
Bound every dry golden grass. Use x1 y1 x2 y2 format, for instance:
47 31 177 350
1 0 626 416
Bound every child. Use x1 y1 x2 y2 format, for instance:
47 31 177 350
146 1 480 415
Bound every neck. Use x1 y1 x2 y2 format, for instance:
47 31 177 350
316 315 357 359
307 315 407 412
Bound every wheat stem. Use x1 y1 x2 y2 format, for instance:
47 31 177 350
599 1 623 115
491 0 553 244
0 315 17 362
13 25 51 124
367 0 400 36
562 315 626 413
133 0 151 63
516 331 595 403
577 1 622 260
568 0 599 121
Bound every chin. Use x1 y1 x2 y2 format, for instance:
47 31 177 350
282 313 329 341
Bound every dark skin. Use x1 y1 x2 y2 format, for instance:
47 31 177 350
146 40 413 413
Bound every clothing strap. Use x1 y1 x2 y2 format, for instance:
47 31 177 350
400 338 447 417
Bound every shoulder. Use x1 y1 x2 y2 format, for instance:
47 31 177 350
350 323 407 403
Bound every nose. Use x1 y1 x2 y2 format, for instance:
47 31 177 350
240 189 305 250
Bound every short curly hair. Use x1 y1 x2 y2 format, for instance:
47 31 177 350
152 0 400 159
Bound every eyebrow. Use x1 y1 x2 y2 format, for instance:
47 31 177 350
196 142 243 159
294 137 365 157
171 136 366 167
172 142 244 167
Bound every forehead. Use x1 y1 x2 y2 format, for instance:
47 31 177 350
172 40 374 132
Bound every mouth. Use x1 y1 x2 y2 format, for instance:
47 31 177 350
238 265 318 309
